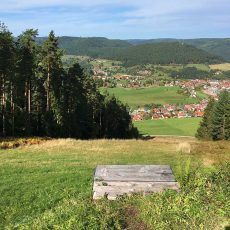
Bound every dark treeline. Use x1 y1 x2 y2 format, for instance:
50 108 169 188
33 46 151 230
170 67 208 79
171 67 230 80
36 38 223 67
0 23 138 138
196 91 230 140
36 37 230 63
110 43 223 67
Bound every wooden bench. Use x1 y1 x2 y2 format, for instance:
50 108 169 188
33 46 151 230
93 165 180 200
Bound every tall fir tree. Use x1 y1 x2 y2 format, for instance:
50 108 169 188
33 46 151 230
0 23 15 136
16 29 39 135
196 98 216 140
212 90 230 140
0 23 138 139
41 31 64 136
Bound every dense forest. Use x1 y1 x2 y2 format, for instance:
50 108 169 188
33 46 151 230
170 67 209 79
128 38 230 62
0 23 138 138
36 36 132 58
36 36 230 64
106 42 223 66
35 37 225 66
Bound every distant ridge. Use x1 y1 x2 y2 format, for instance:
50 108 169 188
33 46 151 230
104 42 223 66
127 38 230 61
35 37 228 65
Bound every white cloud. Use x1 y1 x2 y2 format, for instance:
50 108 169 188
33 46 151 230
1 0 230 38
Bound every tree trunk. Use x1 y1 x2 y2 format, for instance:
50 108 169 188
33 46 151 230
2 75 6 137
46 63 51 111
10 83 15 136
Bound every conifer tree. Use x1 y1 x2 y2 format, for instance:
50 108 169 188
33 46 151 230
212 90 230 140
17 29 38 135
0 23 15 136
41 31 63 135
0 23 138 139
196 98 215 140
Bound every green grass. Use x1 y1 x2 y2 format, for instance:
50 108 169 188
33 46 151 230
134 118 202 136
154 64 210 71
0 138 229 229
102 86 205 108
185 64 210 71
209 63 230 71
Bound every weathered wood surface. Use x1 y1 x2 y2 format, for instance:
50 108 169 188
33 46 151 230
93 165 180 200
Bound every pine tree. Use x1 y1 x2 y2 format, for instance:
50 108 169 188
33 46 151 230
0 23 15 136
16 29 39 135
0 23 138 139
41 31 64 136
196 98 215 140
212 90 230 140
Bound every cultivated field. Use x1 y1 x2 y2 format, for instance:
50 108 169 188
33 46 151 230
103 86 206 108
134 118 202 136
209 63 230 71
0 138 229 229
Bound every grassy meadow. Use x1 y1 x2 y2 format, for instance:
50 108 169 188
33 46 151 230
102 86 206 108
134 118 202 136
0 138 229 229
209 63 230 71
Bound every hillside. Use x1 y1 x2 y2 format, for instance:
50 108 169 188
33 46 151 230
36 37 225 65
0 138 229 229
36 36 132 56
106 42 223 66
127 38 230 61
185 39 230 62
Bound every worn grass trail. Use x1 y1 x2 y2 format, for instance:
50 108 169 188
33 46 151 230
0 138 229 229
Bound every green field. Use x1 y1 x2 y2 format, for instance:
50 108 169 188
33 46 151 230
209 63 230 71
134 118 202 136
159 63 210 71
103 86 206 108
0 138 229 229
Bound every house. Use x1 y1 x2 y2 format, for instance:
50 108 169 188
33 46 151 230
132 114 143 121
177 111 187 118
195 111 204 117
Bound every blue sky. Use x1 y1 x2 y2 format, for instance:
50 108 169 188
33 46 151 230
1 0 230 38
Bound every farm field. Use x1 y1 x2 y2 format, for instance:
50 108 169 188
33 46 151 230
159 63 210 71
134 118 202 136
102 86 206 108
209 63 230 71
0 138 229 229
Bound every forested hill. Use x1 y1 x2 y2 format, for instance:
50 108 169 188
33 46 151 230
127 38 230 61
36 36 132 56
104 42 223 66
36 37 224 66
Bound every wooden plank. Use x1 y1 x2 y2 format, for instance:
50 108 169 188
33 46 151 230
94 165 175 182
93 181 180 200
93 165 179 200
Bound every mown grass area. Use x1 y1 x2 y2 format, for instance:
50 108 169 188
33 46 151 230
185 63 210 71
0 138 229 229
159 64 210 71
209 63 230 71
103 86 206 108
134 118 202 136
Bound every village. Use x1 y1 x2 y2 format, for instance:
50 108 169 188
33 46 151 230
131 79 230 121
131 99 207 121
91 60 230 121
